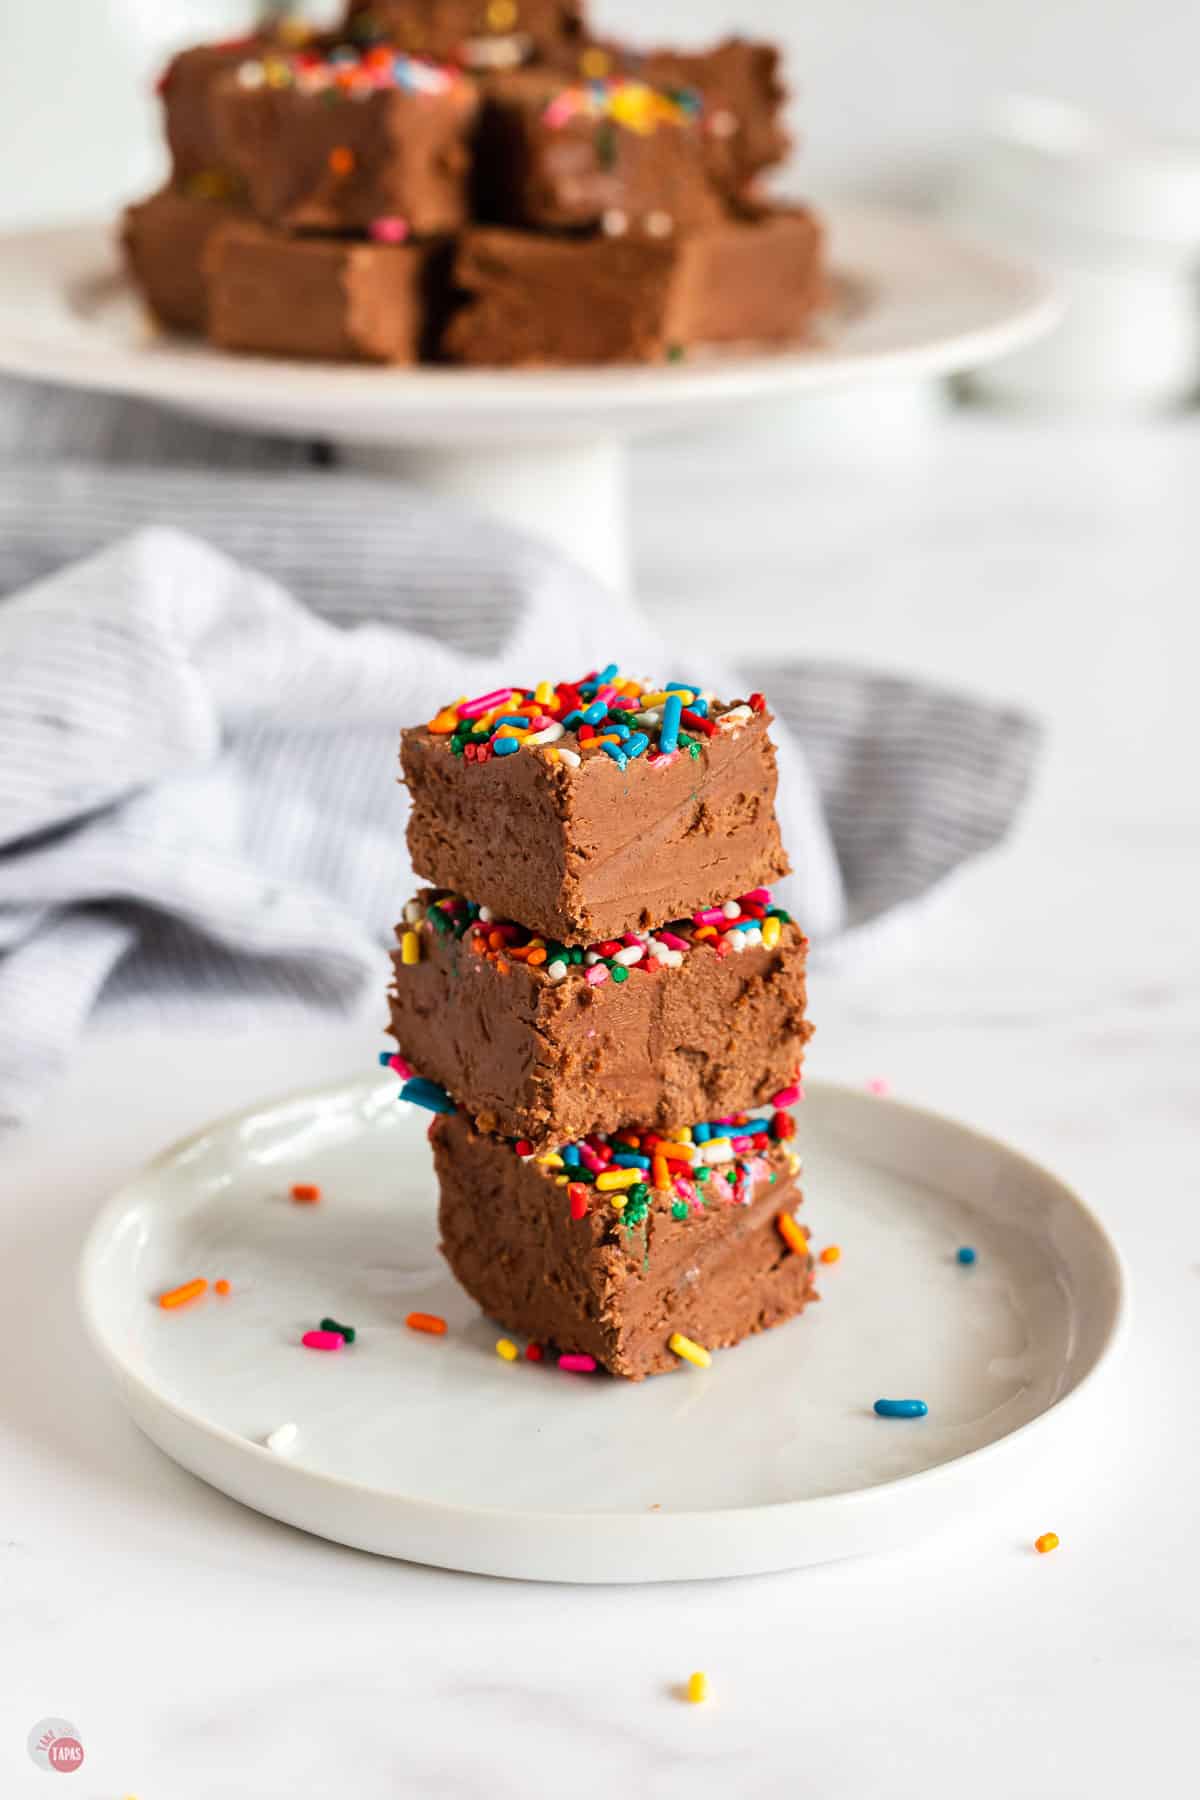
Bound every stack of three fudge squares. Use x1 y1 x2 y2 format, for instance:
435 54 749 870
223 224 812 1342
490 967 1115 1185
387 670 818 1379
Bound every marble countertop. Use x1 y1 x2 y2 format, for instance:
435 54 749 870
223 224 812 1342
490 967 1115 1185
2 407 1196 1798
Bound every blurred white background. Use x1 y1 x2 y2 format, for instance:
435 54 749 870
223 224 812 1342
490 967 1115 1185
1 0 1195 226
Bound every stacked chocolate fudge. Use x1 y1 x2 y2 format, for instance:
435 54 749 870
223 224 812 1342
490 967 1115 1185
123 1 825 367
388 671 818 1378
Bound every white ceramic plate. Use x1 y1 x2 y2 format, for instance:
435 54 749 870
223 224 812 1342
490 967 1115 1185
0 204 1057 445
79 1076 1126 1583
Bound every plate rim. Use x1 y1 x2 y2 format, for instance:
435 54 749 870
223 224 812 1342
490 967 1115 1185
77 1072 1130 1538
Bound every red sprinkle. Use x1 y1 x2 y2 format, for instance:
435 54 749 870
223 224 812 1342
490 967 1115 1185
525 1342 545 1362
514 1138 533 1157
568 1184 590 1220
772 1110 796 1139
749 692 766 713
291 1183 321 1203
681 708 718 738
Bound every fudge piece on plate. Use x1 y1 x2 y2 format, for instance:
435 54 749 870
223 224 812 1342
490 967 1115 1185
443 206 824 365
123 185 242 334
213 45 478 235
474 67 724 237
400 672 789 942
158 37 262 185
432 1107 815 1379
206 221 453 363
342 0 586 67
388 885 811 1150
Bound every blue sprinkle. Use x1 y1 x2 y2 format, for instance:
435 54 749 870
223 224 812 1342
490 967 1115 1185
659 692 682 754
624 732 649 759
688 697 709 718
492 736 520 757
874 1398 928 1419
693 1123 711 1143
494 714 530 728
666 681 697 694
594 662 618 685
378 1050 393 1066
957 1246 977 1265
562 710 585 728
611 1152 652 1169
608 723 630 741
601 743 628 770
582 701 608 726
562 1144 581 1166
400 1078 456 1115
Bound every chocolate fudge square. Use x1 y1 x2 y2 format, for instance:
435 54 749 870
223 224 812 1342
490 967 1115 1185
400 674 789 943
159 37 262 184
123 186 241 334
344 0 586 65
388 886 811 1150
213 47 478 235
635 38 790 202
206 222 452 363
474 68 724 236
433 1109 815 1379
444 206 824 365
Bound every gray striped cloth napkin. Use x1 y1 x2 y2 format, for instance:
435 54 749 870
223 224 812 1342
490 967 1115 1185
0 383 1040 1126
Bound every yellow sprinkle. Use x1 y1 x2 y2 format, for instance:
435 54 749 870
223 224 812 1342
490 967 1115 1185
487 0 517 25
687 1671 709 1705
669 1332 712 1369
641 689 695 707
610 1193 628 1211
554 1175 569 1186
668 1127 693 1143
401 930 420 966
596 1168 639 1191
496 1338 519 1361
534 680 555 706
762 915 781 949
1035 1531 1060 1554
537 1153 565 1168
543 747 560 764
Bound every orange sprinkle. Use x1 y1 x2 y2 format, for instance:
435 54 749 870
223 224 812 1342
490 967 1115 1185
582 734 622 751
658 1142 695 1163
214 1279 231 1296
776 1212 808 1256
427 700 464 733
652 1154 670 1190
329 145 356 176
488 928 506 951
159 1278 207 1310
406 1312 447 1335
291 1183 321 1203
526 946 547 966
693 925 717 941
819 1245 841 1264
495 958 509 975
1035 1532 1060 1554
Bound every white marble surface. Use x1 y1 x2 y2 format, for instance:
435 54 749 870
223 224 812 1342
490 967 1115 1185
2 409 1198 1797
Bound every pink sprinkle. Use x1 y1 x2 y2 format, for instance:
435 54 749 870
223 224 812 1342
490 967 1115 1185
527 714 554 732
580 1148 606 1173
693 907 727 926
389 1054 414 1080
647 752 678 770
867 1076 891 1096
657 930 689 952
543 95 574 128
772 1083 801 1107
594 685 619 706
673 1176 696 1204
369 216 409 243
559 1353 597 1373
458 687 513 719
731 1135 753 1152
585 964 609 986
740 888 771 905
302 1330 344 1352
620 932 641 946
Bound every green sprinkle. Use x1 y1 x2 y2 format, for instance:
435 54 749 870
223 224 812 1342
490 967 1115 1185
628 1182 650 1206
694 1165 710 1182
688 743 701 760
623 1197 650 1229
320 1316 356 1344
671 1200 689 1221
666 343 686 363
610 963 629 984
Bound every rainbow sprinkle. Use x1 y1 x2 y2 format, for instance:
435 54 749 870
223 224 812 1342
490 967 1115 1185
541 77 702 135
235 44 469 99
423 669 767 771
397 885 794 985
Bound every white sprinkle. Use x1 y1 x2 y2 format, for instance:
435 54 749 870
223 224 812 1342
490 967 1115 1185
603 208 628 237
237 60 266 87
266 1422 298 1456
547 959 568 982
556 748 581 769
526 721 564 746
722 900 741 918
740 926 763 948
584 950 601 965
404 899 423 924
648 938 671 961
729 931 748 952
634 709 661 726
646 210 674 238
665 949 684 968
614 944 644 967
698 1139 735 1165
710 107 738 138
718 704 753 731
478 905 493 923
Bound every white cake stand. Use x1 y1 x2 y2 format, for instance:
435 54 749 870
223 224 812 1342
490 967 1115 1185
0 204 1057 588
